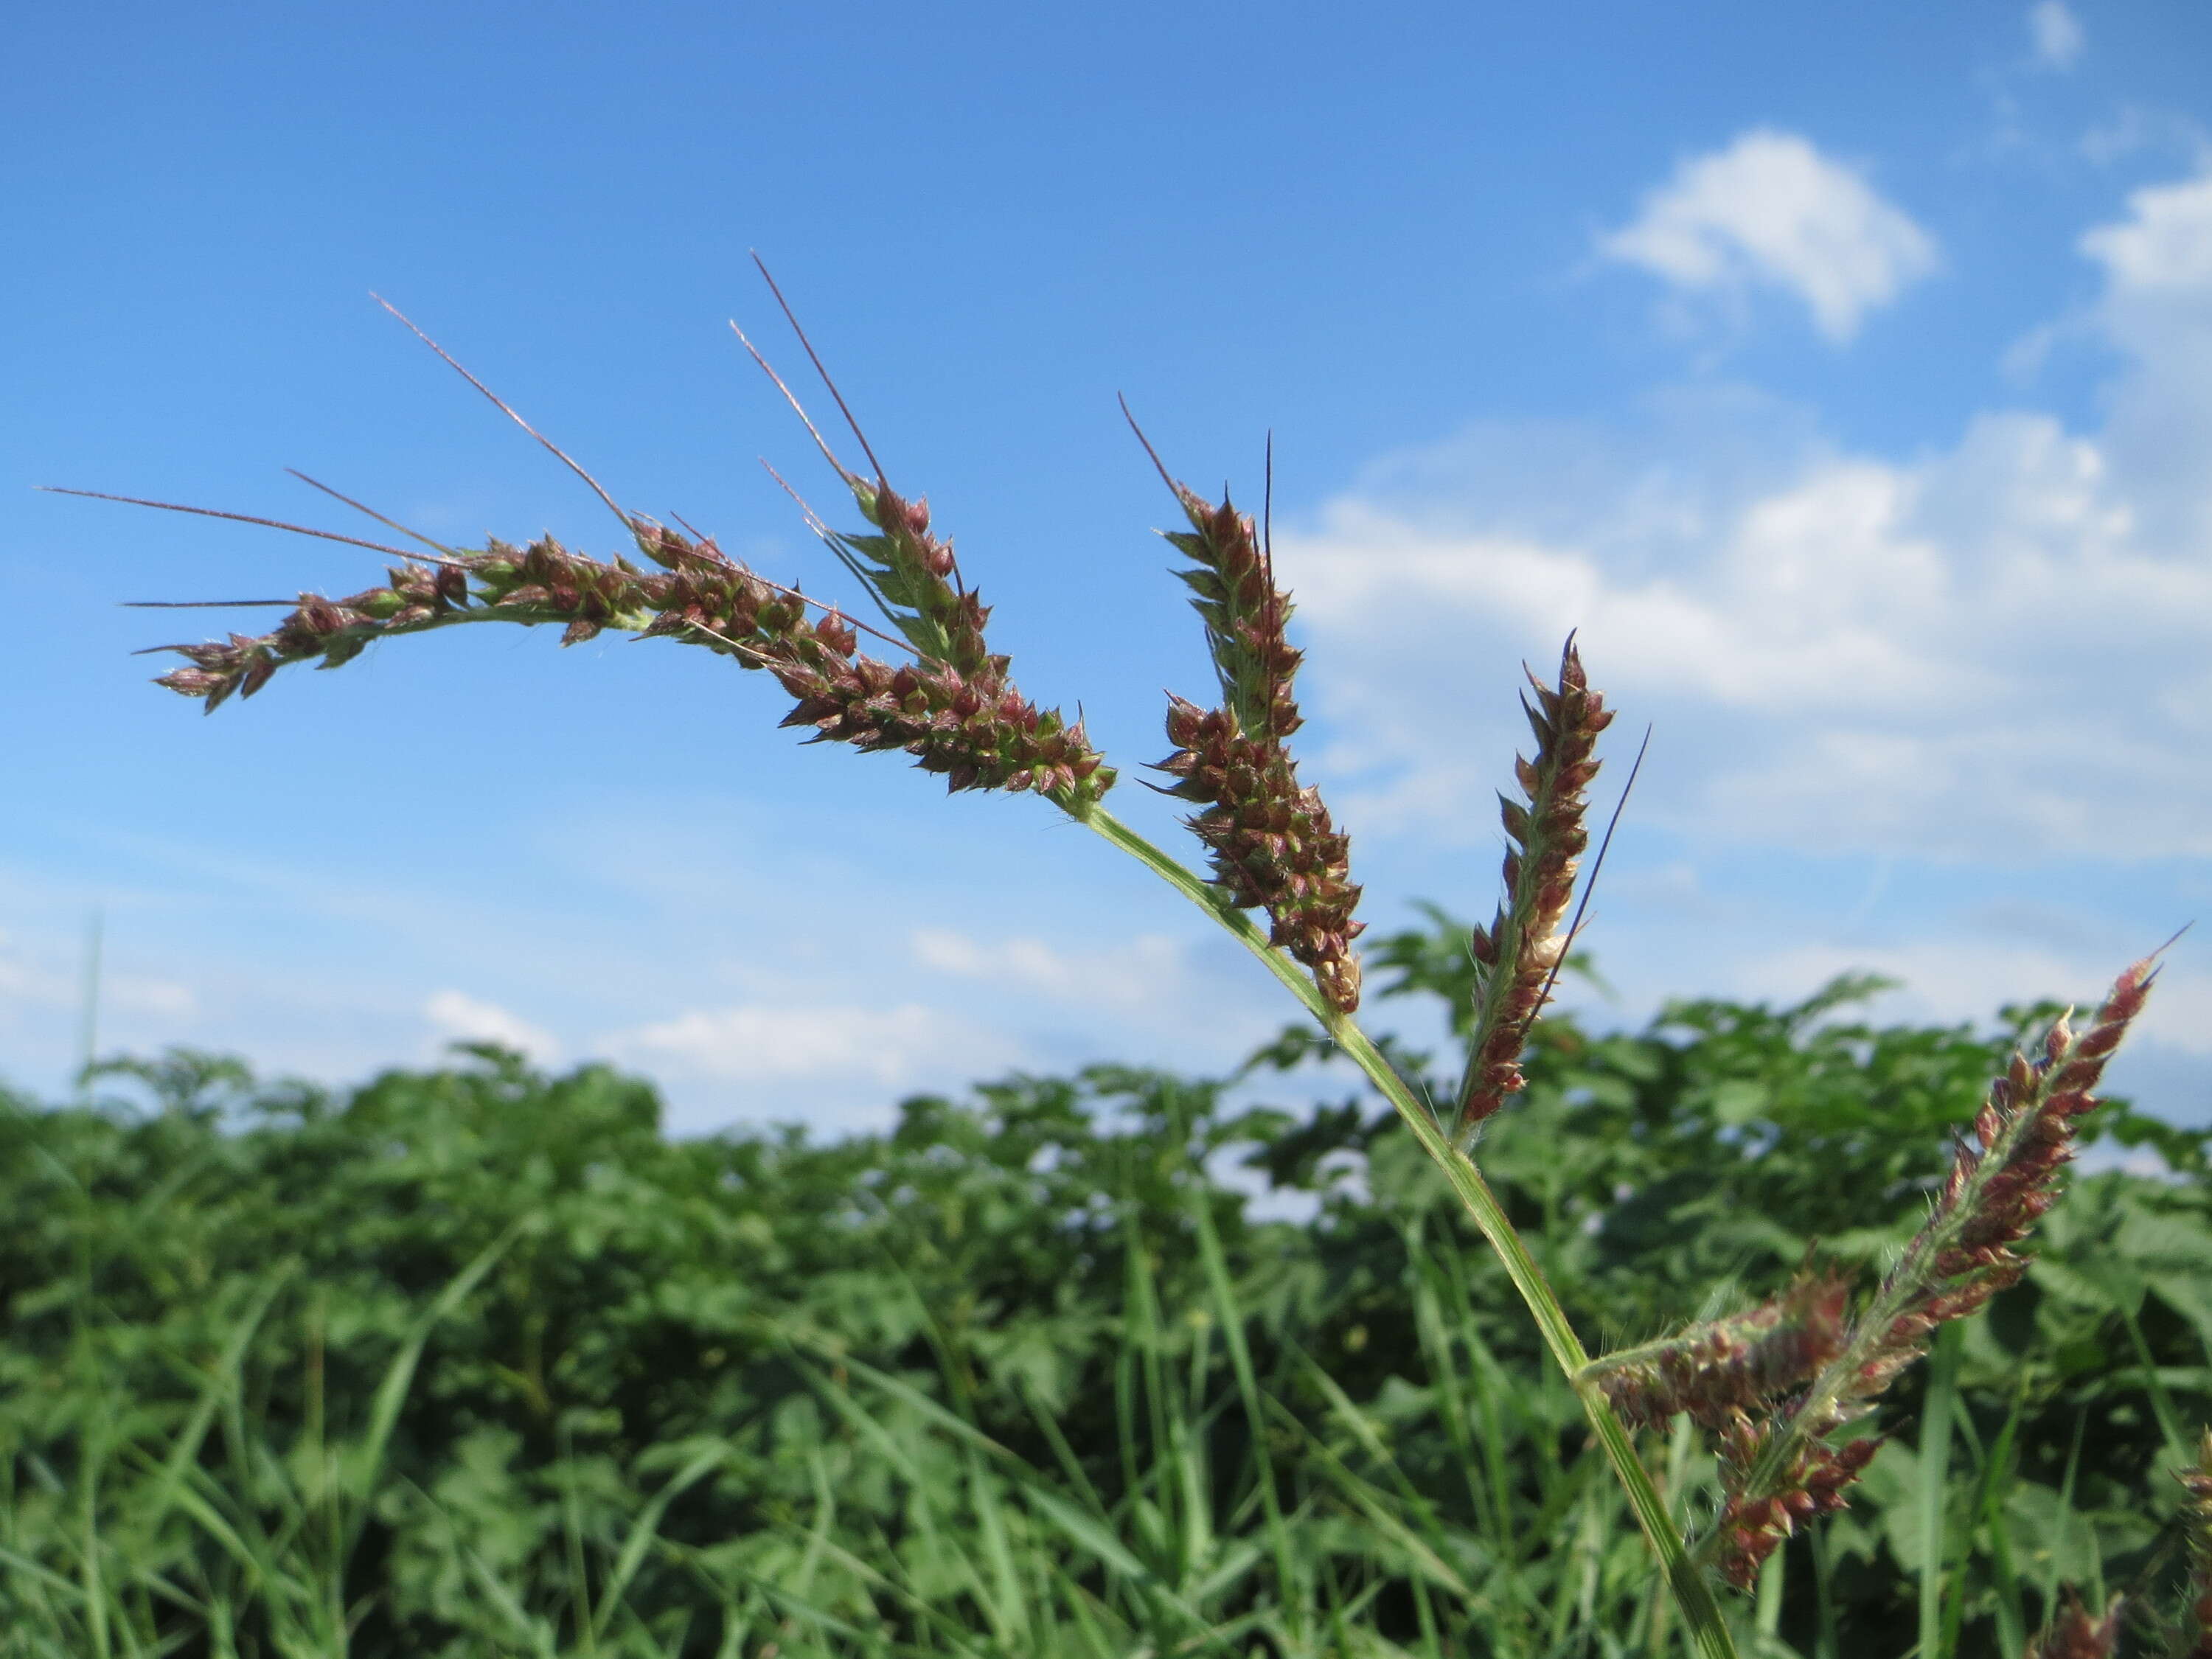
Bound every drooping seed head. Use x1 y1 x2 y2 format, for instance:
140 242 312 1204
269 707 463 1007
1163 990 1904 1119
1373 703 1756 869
147 525 1115 809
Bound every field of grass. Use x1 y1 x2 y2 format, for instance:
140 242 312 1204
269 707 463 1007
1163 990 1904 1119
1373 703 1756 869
4 911 2208 1658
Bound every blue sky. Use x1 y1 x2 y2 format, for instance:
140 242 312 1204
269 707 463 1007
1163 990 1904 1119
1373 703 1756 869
7 0 2211 1133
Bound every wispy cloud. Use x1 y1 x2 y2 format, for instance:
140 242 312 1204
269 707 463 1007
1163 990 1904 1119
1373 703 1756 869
424 990 560 1063
1600 129 1938 342
909 928 1190 1011
2025 1 2084 72
0 926 195 1039
1734 935 2211 1069
603 1001 1015 1091
2079 105 2209 168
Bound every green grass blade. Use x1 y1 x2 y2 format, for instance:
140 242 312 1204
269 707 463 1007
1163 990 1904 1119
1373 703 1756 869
588 1442 730 1645
339 1215 527 1555
1918 1318 1964 1659
1187 1179 1300 1632
1955 1366 2032 1658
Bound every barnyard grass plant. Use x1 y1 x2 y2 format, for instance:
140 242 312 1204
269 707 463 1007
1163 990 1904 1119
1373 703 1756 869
60 277 2198 1659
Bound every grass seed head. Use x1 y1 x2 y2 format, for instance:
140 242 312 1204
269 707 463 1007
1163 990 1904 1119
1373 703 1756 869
1708 955 2157 1589
2020 1592 2126 1659
1455 639 1613 1135
1869 956 2155 1358
1147 465 1364 1012
150 524 1115 808
2180 1429 2212 1657
1712 1425 1880 1590
1590 1270 1852 1433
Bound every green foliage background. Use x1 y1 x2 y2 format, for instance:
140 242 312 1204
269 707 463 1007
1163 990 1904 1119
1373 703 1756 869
3 912 2208 1657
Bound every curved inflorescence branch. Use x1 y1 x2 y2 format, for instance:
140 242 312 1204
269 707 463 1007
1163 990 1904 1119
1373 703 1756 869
142 520 1113 807
125 283 1111 807
1139 442 1364 1013
1701 956 2159 1590
1454 639 1613 1138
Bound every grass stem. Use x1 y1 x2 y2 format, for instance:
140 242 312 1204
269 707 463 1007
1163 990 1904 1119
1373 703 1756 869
1080 803 1742 1659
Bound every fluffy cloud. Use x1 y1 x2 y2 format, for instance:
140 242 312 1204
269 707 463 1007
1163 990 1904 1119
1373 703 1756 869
424 990 560 1063
2026 1 2084 71
909 928 1189 1010
1725 935 2211 1138
1279 165 2212 863
2083 170 2212 293
1600 129 1938 342
605 1001 1013 1091
2080 170 2212 552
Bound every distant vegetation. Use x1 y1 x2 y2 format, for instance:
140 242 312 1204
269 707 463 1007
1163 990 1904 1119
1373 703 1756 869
5 914 2208 1656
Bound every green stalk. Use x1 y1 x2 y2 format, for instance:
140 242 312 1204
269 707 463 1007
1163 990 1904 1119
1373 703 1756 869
1918 1320 1963 1659
1080 804 1741 1659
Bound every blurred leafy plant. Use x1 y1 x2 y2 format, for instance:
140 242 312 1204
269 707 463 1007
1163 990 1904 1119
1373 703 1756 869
7 942 2211 1654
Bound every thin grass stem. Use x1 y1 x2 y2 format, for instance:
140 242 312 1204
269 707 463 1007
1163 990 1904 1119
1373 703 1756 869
1078 802 1742 1659
1918 1319 1964 1659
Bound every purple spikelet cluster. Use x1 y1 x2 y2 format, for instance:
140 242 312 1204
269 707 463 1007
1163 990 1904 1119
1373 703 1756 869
1152 478 1364 1012
1711 1424 1885 1590
151 521 1114 807
2020 1593 2126 1659
1862 956 2156 1379
1454 641 1613 1136
819 474 994 677
2180 1430 2212 1658
1706 956 2157 1590
1590 1272 1852 1433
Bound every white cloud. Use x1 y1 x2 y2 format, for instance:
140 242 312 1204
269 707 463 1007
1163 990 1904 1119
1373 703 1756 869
1736 935 2211 1065
605 1001 1012 1089
0 934 196 1024
0 950 69 1008
2079 170 2212 554
1741 936 2081 1028
424 990 560 1063
114 977 196 1018
2082 170 2212 293
910 928 1189 1011
1278 164 2212 863
2026 1 2084 70
1601 129 1938 342
1285 415 2211 858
